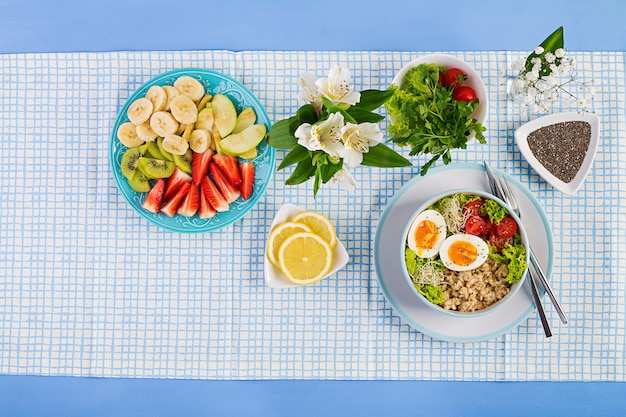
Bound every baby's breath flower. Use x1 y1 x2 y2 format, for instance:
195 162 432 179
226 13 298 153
534 46 545 54
555 48 565 58
544 52 556 63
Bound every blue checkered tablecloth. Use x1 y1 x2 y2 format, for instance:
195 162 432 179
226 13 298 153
0 51 624 381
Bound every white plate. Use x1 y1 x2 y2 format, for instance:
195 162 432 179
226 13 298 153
264 203 350 289
373 163 554 342
514 111 600 195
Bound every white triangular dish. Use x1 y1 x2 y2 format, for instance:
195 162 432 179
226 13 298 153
514 111 600 195
264 203 350 289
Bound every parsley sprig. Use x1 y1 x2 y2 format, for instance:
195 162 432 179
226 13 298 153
385 63 486 175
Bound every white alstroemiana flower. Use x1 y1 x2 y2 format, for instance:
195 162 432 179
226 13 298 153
297 72 323 109
340 122 384 167
329 166 357 192
315 64 361 106
295 112 346 158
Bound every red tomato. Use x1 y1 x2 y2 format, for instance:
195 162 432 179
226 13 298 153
495 216 518 239
443 68 466 89
489 232 513 252
465 215 486 236
463 200 484 217
452 86 477 102
482 219 494 238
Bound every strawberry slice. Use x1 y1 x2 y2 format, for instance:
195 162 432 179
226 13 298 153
160 181 191 217
142 178 165 213
192 149 214 185
240 162 255 201
201 175 229 212
177 182 200 217
198 182 217 219
213 154 242 187
163 167 192 202
209 162 241 204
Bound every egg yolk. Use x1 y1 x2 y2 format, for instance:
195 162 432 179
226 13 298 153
414 220 439 254
447 241 478 266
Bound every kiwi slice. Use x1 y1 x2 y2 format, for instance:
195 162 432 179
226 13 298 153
137 157 176 179
157 137 175 162
173 149 193 175
120 147 145 179
128 170 151 192
144 141 167 160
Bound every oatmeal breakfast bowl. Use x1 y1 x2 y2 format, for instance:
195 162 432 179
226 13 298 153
401 189 530 318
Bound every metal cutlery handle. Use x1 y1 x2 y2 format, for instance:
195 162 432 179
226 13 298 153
529 248 568 324
529 264 552 338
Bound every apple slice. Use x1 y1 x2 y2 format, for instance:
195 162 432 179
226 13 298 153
219 124 267 156
232 107 257 134
211 94 237 138
195 105 214 131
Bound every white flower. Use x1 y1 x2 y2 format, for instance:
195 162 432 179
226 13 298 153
329 166 357 192
295 112 346 158
534 46 545 55
555 48 566 58
544 52 556 63
340 122 383 167
297 73 323 109
315 64 361 106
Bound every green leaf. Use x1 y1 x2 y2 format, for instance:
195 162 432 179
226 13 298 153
313 166 322 197
354 89 395 111
296 104 318 125
345 106 385 123
525 26 564 76
361 143 412 168
277 145 310 171
319 159 343 183
321 97 357 124
285 156 316 185
267 117 299 150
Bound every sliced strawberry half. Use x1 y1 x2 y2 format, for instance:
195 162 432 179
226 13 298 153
213 154 242 188
240 162 255 201
192 149 214 185
163 167 192 202
142 178 165 213
201 175 229 212
209 162 241 204
198 183 217 219
160 181 191 217
177 182 200 217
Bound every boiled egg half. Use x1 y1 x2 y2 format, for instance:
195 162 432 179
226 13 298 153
407 209 447 258
439 234 489 272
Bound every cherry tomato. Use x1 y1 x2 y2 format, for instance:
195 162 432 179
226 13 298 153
495 216 518 238
443 68 466 89
482 219 494 238
463 200 484 217
452 86 477 102
438 71 445 85
489 232 513 252
465 215 486 236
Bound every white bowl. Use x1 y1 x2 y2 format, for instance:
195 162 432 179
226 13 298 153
401 189 530 318
514 111 600 195
264 203 349 289
392 53 489 137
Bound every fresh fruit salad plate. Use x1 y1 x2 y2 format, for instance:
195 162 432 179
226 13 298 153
109 68 275 233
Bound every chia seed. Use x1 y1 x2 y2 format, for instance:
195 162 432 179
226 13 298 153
526 121 591 183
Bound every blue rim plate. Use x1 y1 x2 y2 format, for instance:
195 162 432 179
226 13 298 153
374 162 554 343
109 68 276 233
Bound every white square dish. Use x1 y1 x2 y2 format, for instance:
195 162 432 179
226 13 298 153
264 203 350 289
514 111 600 195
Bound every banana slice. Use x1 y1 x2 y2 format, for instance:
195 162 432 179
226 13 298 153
169 95 198 125
127 98 153 125
162 134 189 155
145 85 167 112
189 129 212 153
174 76 205 102
136 122 158 142
150 111 179 137
163 85 179 111
117 122 145 148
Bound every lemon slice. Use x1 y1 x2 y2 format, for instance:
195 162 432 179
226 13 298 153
278 232 333 285
291 211 337 249
267 221 311 266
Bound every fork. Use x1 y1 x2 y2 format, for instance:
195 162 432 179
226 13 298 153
494 171 569 325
